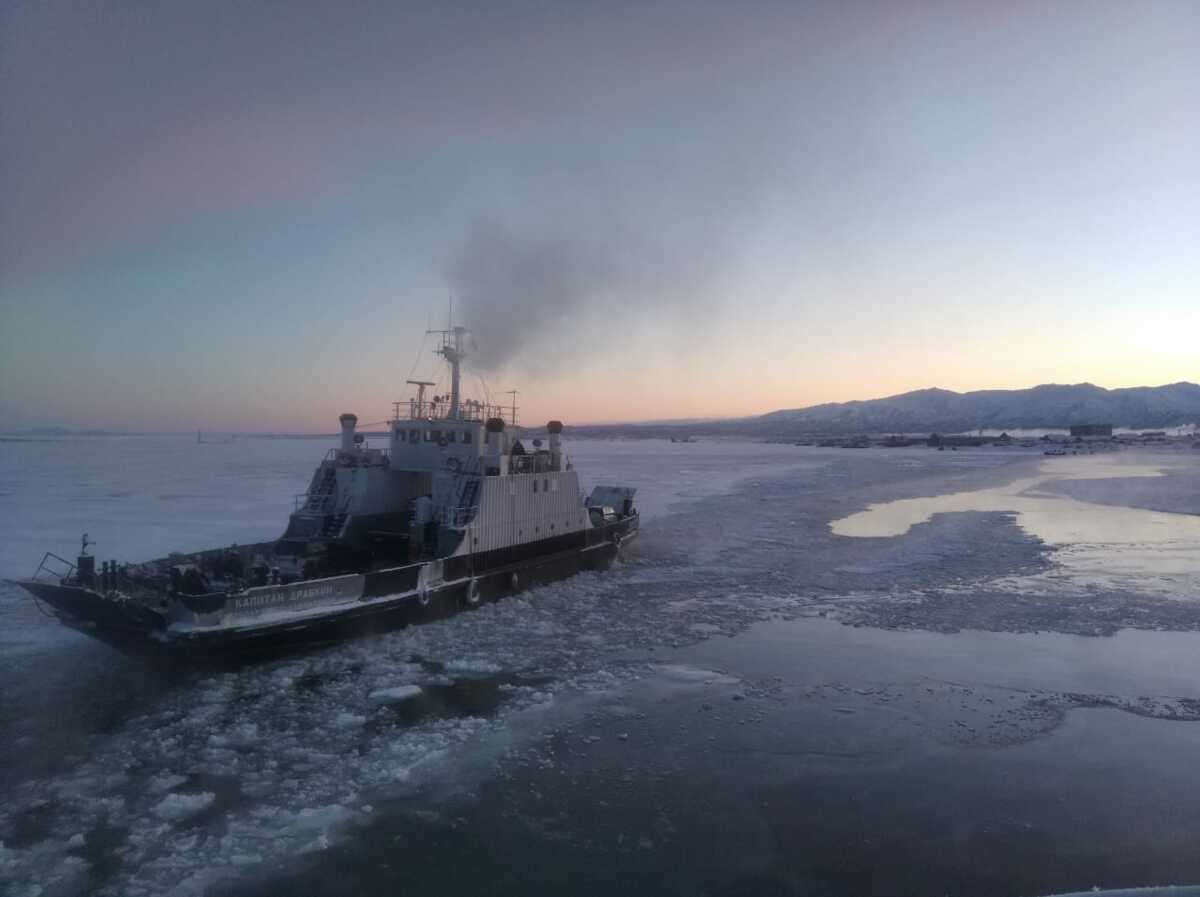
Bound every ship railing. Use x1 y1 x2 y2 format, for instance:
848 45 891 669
393 400 518 426
33 552 76 582
294 491 354 515
294 445 381 513
295 492 332 513
508 453 561 475
448 505 481 527
335 447 389 465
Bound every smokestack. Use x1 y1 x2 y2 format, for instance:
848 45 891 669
547 420 563 470
339 413 358 452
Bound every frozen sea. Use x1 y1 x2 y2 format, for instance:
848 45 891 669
2 435 1200 897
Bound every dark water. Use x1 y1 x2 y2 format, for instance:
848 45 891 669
220 618 1200 897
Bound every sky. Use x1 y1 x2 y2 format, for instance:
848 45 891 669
1 1 1197 432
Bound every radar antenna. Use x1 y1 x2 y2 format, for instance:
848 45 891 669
406 379 436 418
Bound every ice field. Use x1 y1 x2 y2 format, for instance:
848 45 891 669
2 435 1199 896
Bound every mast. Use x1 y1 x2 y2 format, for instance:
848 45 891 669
426 325 467 419
504 389 518 427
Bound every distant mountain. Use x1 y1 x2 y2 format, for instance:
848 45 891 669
746 382 1200 435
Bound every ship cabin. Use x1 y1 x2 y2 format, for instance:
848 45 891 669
381 389 561 477
279 376 574 566
277 327 596 575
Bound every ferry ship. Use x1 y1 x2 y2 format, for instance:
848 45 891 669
11 326 638 661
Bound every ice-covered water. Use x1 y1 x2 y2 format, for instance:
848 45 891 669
3 436 1199 896
0 435 822 896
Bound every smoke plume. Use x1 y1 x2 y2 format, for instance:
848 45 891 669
445 140 777 374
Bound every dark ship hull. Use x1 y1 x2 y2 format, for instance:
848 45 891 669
13 516 638 664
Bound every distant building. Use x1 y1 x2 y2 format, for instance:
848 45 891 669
1070 423 1113 438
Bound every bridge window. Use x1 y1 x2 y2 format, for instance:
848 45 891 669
533 480 539 493
543 478 549 492
409 429 419 443
446 431 457 443
462 431 472 444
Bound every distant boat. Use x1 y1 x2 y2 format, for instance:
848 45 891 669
197 431 236 445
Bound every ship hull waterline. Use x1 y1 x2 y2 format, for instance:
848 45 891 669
12 530 635 665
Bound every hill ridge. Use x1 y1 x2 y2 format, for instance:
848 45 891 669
750 381 1200 434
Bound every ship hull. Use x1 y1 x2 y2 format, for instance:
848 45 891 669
14 520 636 665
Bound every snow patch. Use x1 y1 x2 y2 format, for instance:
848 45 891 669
153 792 216 821
367 685 423 705
146 773 189 794
445 658 503 675
652 664 740 686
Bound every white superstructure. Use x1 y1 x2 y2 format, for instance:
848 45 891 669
278 325 612 574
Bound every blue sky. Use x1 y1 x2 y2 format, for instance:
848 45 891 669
1 1 1196 431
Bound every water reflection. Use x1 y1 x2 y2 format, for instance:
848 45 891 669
830 455 1200 585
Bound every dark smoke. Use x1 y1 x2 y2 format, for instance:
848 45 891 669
445 218 625 371
445 141 777 374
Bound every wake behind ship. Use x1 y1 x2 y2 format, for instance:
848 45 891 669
11 326 638 661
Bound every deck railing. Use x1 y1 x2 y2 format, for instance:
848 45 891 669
393 399 518 426
33 552 76 582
